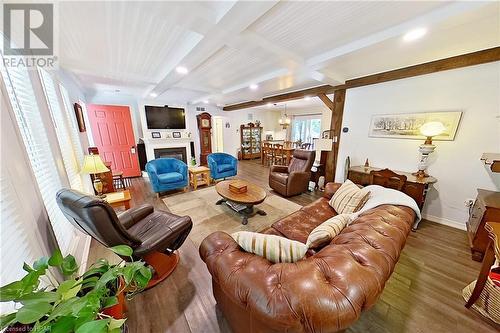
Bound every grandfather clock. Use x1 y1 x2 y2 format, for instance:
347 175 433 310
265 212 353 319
196 112 212 165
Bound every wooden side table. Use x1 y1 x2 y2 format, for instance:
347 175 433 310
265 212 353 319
189 166 211 190
104 190 131 210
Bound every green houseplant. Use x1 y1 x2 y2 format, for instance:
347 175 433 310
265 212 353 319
0 245 152 333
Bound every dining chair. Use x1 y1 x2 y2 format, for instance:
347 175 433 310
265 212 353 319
273 144 286 165
262 142 273 166
300 143 312 150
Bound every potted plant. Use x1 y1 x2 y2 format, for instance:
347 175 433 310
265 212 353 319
0 245 152 332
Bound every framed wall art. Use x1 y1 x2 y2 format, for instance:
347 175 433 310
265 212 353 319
368 111 462 141
74 103 86 132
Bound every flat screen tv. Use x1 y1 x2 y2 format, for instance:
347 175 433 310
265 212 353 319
145 105 186 129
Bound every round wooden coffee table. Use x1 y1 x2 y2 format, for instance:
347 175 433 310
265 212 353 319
215 180 267 225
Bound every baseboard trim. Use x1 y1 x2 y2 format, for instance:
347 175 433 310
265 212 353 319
422 214 466 231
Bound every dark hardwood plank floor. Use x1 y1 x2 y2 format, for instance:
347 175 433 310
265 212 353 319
88 159 498 333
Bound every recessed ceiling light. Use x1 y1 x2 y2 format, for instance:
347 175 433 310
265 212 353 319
304 96 311 101
249 84 259 90
203 100 209 104
266 103 272 107
149 92 158 97
176 66 188 74
403 28 427 42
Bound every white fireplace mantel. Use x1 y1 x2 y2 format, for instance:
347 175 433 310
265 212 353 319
141 138 192 163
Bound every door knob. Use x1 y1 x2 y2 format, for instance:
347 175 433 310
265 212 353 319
130 146 136 154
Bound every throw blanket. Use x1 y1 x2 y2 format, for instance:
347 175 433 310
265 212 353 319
351 184 421 223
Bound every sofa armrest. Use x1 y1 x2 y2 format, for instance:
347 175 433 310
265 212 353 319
323 182 342 199
176 162 188 180
230 156 238 169
199 231 367 332
270 165 288 173
118 204 154 229
288 171 310 188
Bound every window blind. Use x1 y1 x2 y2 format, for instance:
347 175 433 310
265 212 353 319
39 68 84 192
59 84 85 167
0 61 76 255
0 173 45 313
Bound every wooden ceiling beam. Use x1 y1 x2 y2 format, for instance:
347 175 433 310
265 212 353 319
222 84 343 111
317 93 334 111
223 47 500 111
345 46 500 89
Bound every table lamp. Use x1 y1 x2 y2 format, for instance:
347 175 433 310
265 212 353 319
81 154 110 197
413 121 445 178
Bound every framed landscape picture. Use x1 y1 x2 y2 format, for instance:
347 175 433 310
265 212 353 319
368 111 462 141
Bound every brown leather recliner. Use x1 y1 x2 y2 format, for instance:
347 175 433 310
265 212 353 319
269 149 316 197
56 188 192 288
200 183 416 333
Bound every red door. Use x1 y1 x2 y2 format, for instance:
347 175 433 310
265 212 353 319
87 104 141 178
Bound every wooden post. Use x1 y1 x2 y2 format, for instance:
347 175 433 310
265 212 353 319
318 89 346 183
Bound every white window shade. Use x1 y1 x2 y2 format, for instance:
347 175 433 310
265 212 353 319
39 68 84 192
0 62 76 255
59 83 85 164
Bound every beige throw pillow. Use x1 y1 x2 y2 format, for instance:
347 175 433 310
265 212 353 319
232 231 307 263
329 180 370 214
306 214 352 248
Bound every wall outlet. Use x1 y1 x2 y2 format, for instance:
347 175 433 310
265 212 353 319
464 199 474 207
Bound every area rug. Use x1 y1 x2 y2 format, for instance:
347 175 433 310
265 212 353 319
163 186 301 247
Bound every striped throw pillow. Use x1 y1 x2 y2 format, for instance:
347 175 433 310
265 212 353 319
329 180 370 214
232 231 307 263
306 214 352 248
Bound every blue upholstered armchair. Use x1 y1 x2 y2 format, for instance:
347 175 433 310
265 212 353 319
207 153 238 180
146 158 188 194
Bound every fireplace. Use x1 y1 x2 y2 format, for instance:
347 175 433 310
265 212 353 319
154 147 187 163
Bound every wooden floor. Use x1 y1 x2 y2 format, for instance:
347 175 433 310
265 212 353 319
88 160 498 333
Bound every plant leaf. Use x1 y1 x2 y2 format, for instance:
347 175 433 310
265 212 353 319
48 249 63 267
57 279 81 301
108 318 126 331
0 280 23 301
23 262 34 273
47 297 79 321
75 319 109 333
109 245 133 257
0 313 17 330
33 256 49 271
135 266 153 289
21 271 42 293
102 296 118 309
15 302 52 324
95 267 119 290
18 291 60 305
51 316 75 333
61 255 79 276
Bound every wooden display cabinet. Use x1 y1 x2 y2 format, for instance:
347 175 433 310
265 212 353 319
240 124 262 160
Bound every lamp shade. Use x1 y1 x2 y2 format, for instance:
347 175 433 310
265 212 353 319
420 121 445 137
314 138 333 151
81 154 109 174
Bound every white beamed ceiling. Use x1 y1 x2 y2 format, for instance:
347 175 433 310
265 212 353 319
56 1 500 107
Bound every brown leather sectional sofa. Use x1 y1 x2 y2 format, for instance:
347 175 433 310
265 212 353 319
200 183 416 333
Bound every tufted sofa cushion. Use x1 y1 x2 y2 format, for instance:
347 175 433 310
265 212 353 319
199 183 416 333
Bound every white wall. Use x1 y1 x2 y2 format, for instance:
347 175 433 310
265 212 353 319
336 62 500 229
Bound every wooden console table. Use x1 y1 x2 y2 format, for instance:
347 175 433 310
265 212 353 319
348 165 437 211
